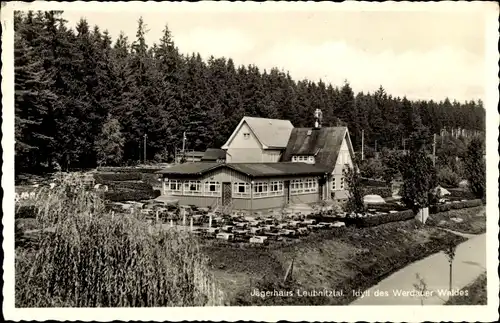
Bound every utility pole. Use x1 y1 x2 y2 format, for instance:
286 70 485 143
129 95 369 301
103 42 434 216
182 132 186 159
432 133 436 167
361 130 364 161
143 134 147 164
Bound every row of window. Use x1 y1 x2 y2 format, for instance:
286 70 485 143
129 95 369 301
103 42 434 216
292 155 315 164
290 178 318 194
233 181 284 198
165 178 321 198
167 180 221 197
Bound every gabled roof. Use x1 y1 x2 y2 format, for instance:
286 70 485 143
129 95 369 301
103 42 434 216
201 148 226 161
281 127 353 172
157 162 328 179
221 116 294 149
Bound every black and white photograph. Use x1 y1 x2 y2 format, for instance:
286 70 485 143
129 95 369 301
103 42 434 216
2 1 498 321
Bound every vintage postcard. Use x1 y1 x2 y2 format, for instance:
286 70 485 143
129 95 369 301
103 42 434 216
2 1 499 321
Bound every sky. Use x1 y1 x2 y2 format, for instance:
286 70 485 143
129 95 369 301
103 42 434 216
55 3 490 103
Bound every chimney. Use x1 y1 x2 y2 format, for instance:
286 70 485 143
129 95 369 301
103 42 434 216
314 109 323 129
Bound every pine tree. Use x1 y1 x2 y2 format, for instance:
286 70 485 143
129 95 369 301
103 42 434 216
95 115 125 166
13 12 487 173
401 131 437 212
14 11 58 171
463 136 486 201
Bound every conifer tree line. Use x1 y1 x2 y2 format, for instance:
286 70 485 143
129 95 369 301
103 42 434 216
14 11 486 172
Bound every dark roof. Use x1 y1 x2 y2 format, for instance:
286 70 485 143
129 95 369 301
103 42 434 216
228 162 329 178
281 127 348 172
183 151 205 158
201 148 226 161
157 162 329 179
157 163 221 176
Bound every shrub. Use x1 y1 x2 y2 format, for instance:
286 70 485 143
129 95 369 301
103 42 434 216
361 177 388 187
104 189 161 202
401 139 437 212
97 167 162 173
429 199 483 213
437 166 460 188
344 158 366 214
463 136 486 201
447 188 477 200
15 205 37 219
94 172 142 182
359 158 384 179
354 210 416 228
365 203 407 212
100 181 153 192
15 174 224 307
364 187 393 198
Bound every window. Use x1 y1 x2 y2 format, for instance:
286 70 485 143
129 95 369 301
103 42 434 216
204 181 221 196
340 177 345 190
269 181 284 196
303 178 318 193
291 178 317 195
292 155 315 164
332 179 337 191
253 181 269 198
338 151 350 166
184 180 202 196
167 180 182 194
233 182 250 198
243 133 250 140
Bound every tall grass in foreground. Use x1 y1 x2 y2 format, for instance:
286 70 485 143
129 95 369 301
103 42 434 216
16 174 225 307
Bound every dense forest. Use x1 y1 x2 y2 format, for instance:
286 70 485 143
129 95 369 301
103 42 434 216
14 11 485 172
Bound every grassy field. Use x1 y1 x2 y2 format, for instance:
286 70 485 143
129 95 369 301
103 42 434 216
202 220 467 306
15 175 224 307
426 206 486 234
445 272 487 305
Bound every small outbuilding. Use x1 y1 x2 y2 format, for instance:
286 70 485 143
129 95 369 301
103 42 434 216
201 148 226 163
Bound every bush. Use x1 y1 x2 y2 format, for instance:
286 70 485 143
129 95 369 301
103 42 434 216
437 166 460 188
429 199 483 213
15 175 223 307
365 203 407 212
447 188 477 200
401 144 437 212
364 187 393 198
463 136 486 201
361 177 388 187
100 181 154 192
94 172 142 182
359 159 384 179
15 205 37 219
353 210 416 228
97 167 162 173
344 161 366 213
104 189 161 202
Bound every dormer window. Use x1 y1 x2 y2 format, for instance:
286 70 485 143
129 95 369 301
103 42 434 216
243 133 250 140
292 155 315 164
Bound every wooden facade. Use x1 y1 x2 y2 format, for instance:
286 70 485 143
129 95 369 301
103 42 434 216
160 167 325 211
